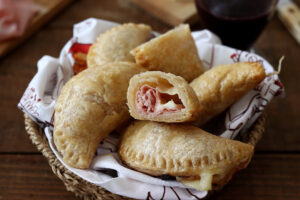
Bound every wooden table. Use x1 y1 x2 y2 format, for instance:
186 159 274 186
1 0 299 199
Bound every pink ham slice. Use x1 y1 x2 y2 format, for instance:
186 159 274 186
136 85 184 115
0 0 38 42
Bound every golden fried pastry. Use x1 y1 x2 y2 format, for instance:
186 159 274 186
127 71 200 122
190 62 266 126
54 62 146 169
130 24 205 82
119 121 254 191
87 23 152 68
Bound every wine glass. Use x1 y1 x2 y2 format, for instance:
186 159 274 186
194 0 278 50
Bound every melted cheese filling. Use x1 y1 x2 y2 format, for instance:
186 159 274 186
155 99 178 111
136 85 184 114
177 171 213 191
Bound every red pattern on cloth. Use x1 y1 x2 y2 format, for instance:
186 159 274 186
68 42 92 75
69 43 92 54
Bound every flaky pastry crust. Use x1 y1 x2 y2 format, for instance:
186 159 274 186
130 24 205 82
190 62 266 126
119 121 254 190
54 62 146 169
87 23 151 68
127 71 200 122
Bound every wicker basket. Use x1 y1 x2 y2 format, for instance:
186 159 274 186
24 113 266 200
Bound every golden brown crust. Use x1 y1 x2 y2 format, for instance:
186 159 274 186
190 62 266 126
119 121 254 190
130 24 205 82
127 71 200 122
87 23 152 68
54 62 146 169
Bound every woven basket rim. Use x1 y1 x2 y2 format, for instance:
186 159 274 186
24 112 266 200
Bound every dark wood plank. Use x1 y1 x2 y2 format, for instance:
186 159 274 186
0 154 77 200
1 154 299 200
0 29 72 153
214 153 300 200
254 16 300 152
45 0 172 33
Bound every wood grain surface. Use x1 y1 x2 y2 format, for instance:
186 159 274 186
0 0 299 199
130 0 198 26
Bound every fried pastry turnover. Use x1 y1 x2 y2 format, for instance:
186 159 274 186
87 23 151 68
119 121 254 191
130 24 205 82
54 62 146 169
190 62 266 126
127 71 200 122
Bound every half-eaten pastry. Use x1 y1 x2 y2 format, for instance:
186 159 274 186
130 24 205 82
119 121 254 191
190 62 266 126
54 62 146 169
87 23 152 68
127 71 200 122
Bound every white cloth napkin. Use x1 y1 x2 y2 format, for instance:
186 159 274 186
18 18 284 200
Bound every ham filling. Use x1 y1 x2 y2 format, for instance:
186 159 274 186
0 0 38 42
136 85 184 115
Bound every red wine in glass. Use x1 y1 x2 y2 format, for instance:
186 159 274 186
195 0 278 50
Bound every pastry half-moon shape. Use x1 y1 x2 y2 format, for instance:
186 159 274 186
130 24 205 82
190 62 266 126
87 23 152 68
127 71 200 122
54 62 146 169
119 121 254 191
